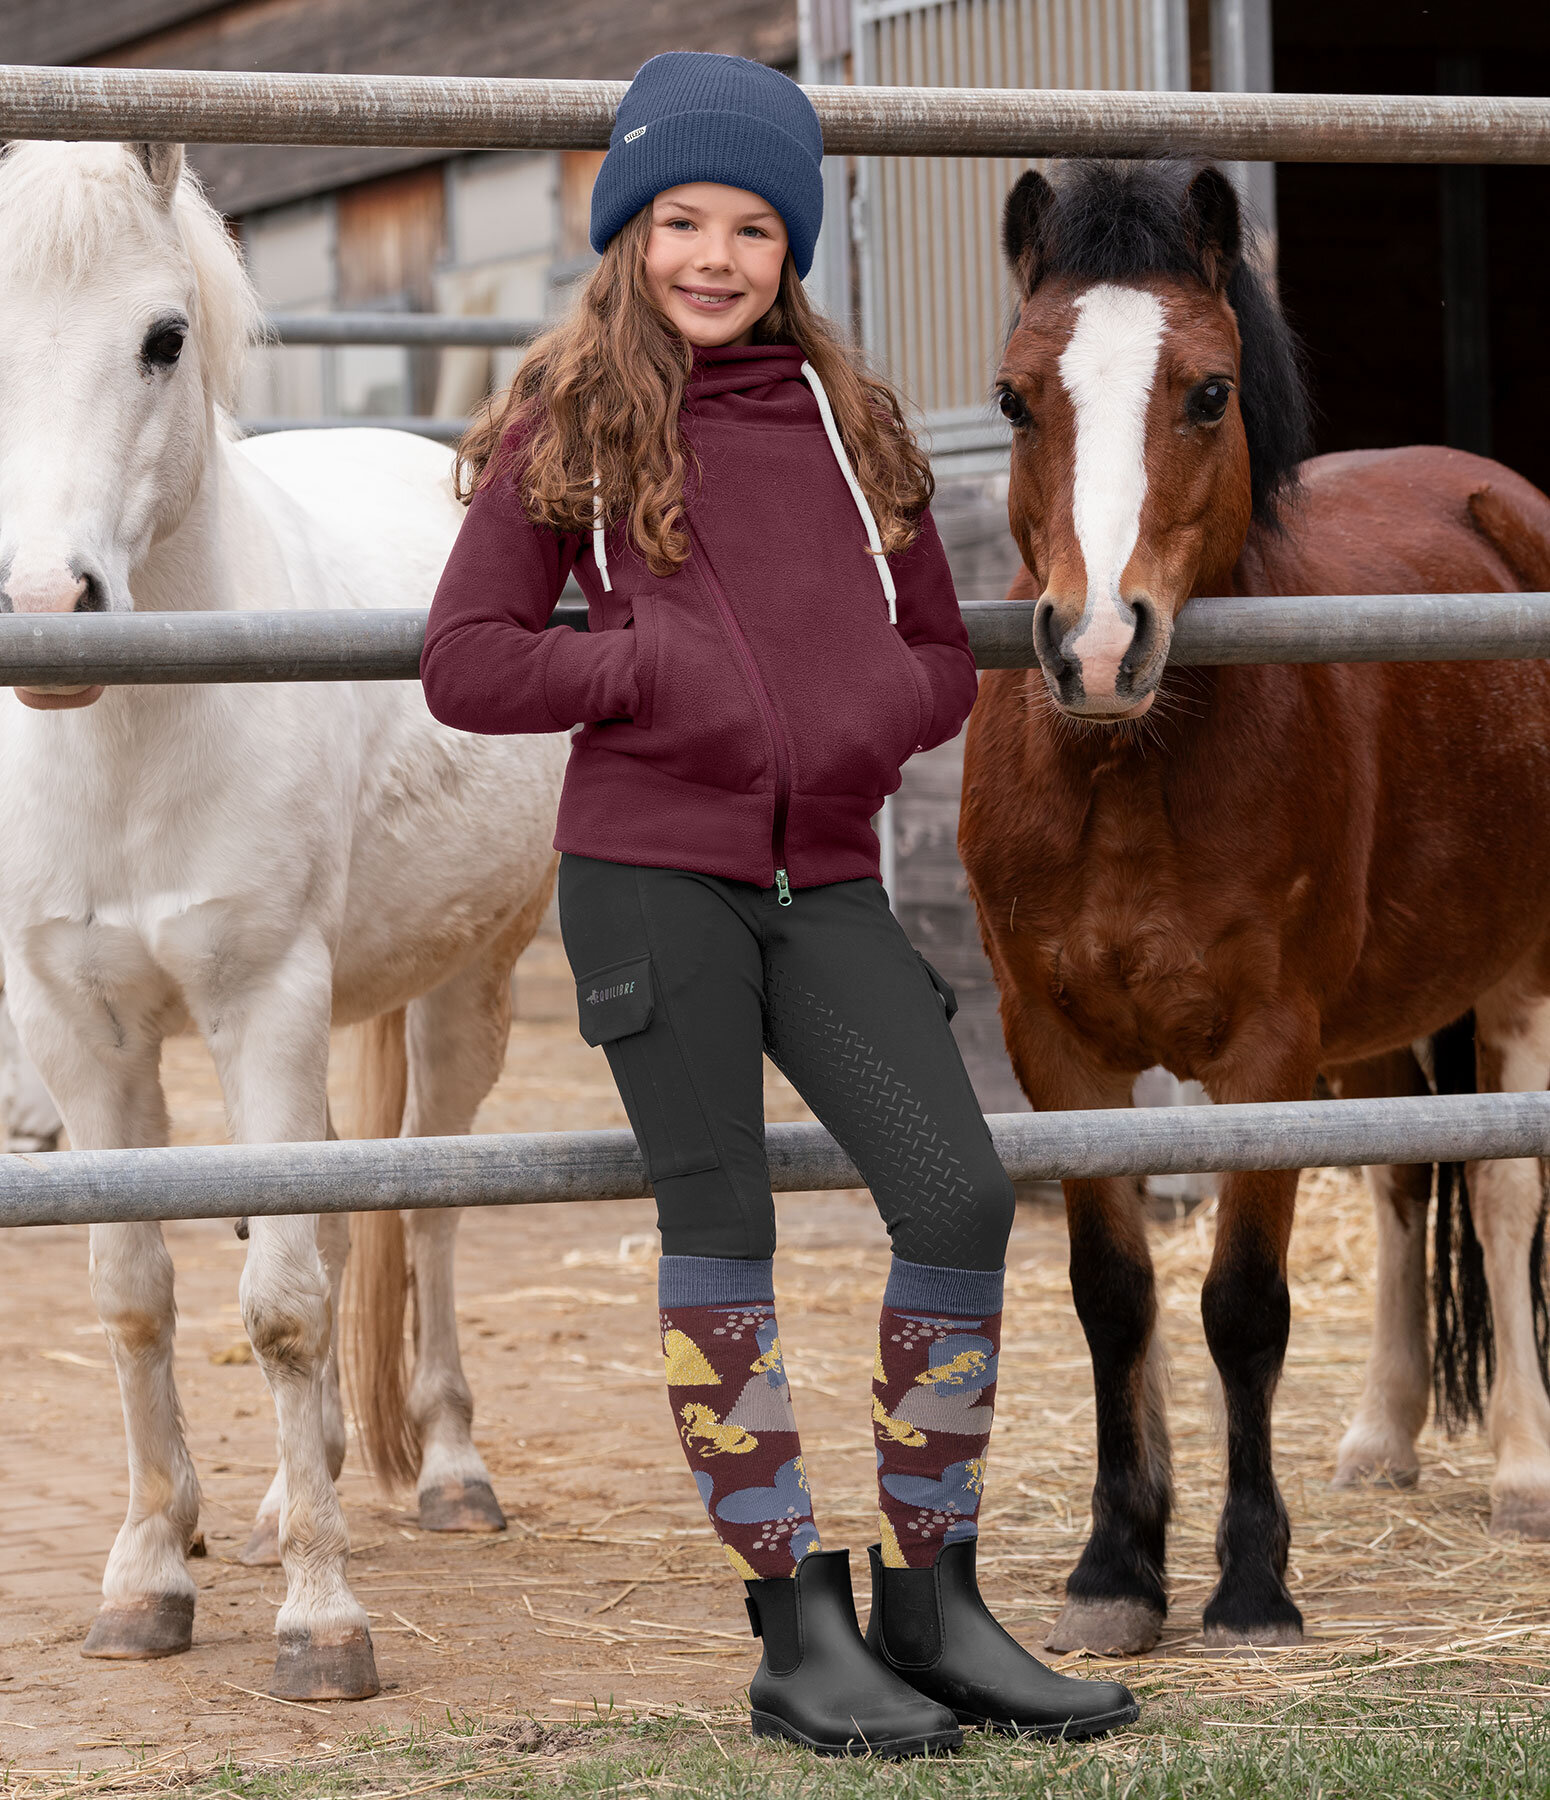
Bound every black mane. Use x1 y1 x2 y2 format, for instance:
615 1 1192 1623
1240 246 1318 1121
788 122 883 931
1017 160 1312 530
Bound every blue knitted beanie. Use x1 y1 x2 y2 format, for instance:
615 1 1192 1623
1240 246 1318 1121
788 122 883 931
589 52 824 279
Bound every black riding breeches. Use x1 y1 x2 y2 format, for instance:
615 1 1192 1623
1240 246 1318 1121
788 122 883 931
557 853 1015 1271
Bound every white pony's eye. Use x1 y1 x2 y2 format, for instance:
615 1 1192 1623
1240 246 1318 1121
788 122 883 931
141 322 187 369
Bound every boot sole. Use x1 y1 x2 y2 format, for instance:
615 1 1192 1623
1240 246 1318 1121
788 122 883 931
751 1711 963 1759
954 1700 1141 1741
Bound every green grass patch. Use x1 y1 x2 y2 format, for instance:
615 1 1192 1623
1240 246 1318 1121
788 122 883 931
12 1660 1550 1799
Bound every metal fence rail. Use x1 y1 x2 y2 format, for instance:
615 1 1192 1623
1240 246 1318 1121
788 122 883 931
262 314 539 348
240 416 468 443
4 595 1549 687
0 66 1548 163
4 1092 1546 1230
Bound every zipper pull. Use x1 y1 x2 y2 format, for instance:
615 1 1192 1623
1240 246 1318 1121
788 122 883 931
775 868 793 906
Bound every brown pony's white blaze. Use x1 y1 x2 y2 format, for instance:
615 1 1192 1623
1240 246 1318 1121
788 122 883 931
961 157 1550 1657
999 166 1251 719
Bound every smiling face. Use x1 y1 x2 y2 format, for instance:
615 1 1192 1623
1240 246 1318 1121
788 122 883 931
997 272 1252 721
642 182 789 348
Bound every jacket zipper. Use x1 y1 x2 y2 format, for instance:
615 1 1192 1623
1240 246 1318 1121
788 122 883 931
686 522 794 902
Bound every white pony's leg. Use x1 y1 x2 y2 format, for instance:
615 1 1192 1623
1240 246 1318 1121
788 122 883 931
240 1208 349 1569
85 1220 203 1656
0 986 63 1151
1470 985 1550 1538
400 947 520 1531
1333 1161 1432 1488
4 976 199 1658
208 951 377 1699
319 1208 351 1481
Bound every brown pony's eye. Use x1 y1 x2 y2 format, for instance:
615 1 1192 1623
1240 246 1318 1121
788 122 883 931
1188 378 1233 425
997 384 1031 428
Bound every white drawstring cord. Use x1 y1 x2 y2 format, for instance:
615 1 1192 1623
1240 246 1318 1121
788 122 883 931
799 359 898 625
591 470 612 592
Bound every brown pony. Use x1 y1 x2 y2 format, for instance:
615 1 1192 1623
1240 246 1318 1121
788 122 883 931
959 159 1550 1653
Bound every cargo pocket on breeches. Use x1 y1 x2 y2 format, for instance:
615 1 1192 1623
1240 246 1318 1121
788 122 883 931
574 954 719 1182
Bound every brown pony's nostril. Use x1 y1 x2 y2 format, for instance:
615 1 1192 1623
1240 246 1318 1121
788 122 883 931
1121 597 1160 683
1033 599 1070 684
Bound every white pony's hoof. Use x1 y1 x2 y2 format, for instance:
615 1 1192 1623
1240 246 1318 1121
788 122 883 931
82 1594 194 1659
418 1479 507 1533
1491 1489 1550 1539
1331 1454 1419 1490
271 1626 379 1701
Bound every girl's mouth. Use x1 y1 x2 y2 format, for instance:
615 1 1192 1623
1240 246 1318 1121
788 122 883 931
675 287 743 312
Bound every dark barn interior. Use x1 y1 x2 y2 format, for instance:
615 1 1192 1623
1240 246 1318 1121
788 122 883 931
1270 0 1550 496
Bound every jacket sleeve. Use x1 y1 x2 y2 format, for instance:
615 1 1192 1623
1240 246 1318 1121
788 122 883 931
887 507 979 753
420 445 641 736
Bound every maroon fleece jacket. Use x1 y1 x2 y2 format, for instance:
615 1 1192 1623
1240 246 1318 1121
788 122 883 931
420 342 978 890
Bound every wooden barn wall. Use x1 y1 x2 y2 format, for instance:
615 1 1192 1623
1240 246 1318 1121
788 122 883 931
16 0 798 218
0 0 220 65
334 165 445 309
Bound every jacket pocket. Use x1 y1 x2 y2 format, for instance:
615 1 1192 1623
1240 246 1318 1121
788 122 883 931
573 954 719 1180
916 950 959 1021
902 644 934 753
628 599 658 731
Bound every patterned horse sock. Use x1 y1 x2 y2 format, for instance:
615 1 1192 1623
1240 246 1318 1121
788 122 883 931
872 1257 1004 1568
658 1254 820 1580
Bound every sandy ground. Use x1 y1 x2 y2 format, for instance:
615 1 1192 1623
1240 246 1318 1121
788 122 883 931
3 934 1549 1777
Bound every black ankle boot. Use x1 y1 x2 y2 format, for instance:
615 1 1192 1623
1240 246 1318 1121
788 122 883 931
744 1549 962 1757
866 1539 1140 1739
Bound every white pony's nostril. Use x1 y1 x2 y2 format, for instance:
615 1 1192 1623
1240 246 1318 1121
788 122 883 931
5 564 88 615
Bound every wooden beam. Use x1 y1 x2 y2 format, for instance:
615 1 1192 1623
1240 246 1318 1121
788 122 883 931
81 0 798 217
0 0 222 67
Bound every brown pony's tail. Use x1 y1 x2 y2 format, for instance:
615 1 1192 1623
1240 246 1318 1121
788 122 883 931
1430 1012 1550 1432
337 1009 420 1490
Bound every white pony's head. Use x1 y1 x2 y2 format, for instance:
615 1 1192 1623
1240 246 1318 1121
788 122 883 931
0 141 261 708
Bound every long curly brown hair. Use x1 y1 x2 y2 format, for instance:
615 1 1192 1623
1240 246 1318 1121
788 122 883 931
454 206 934 576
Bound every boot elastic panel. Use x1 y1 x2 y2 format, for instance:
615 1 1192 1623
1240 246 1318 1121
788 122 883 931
743 1549 961 1757
866 1539 1139 1740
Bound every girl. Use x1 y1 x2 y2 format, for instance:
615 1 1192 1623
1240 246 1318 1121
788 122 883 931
421 50 1137 1758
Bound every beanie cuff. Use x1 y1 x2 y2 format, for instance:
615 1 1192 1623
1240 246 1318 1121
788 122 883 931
589 108 823 278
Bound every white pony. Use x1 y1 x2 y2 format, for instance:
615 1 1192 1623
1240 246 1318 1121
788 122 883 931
0 141 566 1700
0 987 63 1149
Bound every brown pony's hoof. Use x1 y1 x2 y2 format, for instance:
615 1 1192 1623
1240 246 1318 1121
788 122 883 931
1044 1598 1163 1657
1490 1490 1550 1539
1201 1619 1304 1650
417 1479 507 1533
239 1515 282 1566
82 1594 194 1659
271 1627 379 1701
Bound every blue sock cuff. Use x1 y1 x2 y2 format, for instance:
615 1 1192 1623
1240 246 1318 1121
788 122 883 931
658 1254 775 1309
883 1256 1005 1317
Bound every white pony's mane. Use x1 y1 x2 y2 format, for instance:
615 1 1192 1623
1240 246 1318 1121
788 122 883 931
0 141 261 412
